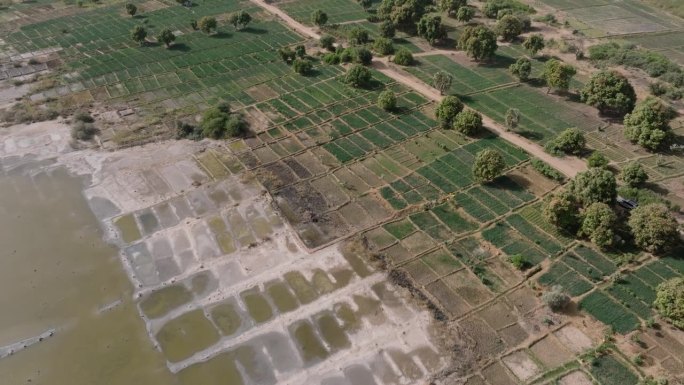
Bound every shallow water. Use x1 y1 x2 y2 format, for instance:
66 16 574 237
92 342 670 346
0 163 175 385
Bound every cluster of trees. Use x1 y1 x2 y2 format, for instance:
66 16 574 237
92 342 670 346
278 45 314 75
543 163 678 253
434 95 484 135
176 102 247 140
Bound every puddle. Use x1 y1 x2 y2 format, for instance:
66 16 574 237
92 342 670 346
156 309 220 363
178 351 245 385
114 214 142 243
335 302 362 333
291 321 329 364
311 269 336 295
209 301 243 336
138 209 161 235
266 281 299 313
207 216 236 254
240 290 273 324
140 284 193 319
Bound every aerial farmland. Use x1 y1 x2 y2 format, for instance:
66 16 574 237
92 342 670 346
0 0 683 384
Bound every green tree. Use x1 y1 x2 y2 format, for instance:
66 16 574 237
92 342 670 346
344 64 372 88
387 0 431 32
542 59 576 93
452 109 483 136
417 15 447 45
190 19 198 31
352 47 373 65
472 149 506 182
623 96 675 151
373 37 394 55
278 47 296 64
628 203 679 254
580 70 636 116
495 14 523 41
504 107 520 130
456 6 475 23
439 0 467 16
377 90 397 111
546 127 585 155
569 167 617 206
620 161 648 187
198 16 217 34
294 45 306 58
292 58 313 75
320 35 336 51
522 34 544 55
543 189 581 232
580 202 617 249
435 95 464 127
393 48 414 66
433 71 453 95
509 57 531 81
229 11 252 30
200 103 245 139
311 9 328 27
654 278 684 329
587 152 609 168
130 25 147 45
358 0 372 10
157 28 176 48
459 25 498 62
125 3 137 16
379 20 396 38
348 27 370 45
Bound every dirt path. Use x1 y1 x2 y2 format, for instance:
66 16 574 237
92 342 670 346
249 0 587 178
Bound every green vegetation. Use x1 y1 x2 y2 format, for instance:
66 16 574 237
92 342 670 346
130 25 147 45
580 202 617 249
623 96 675 151
439 0 467 16
495 15 523 41
628 204 679 254
320 35 336 51
546 127 586 155
509 254 531 270
590 354 639 385
483 0 534 18
542 285 570 311
620 162 648 188
292 58 313 75
417 15 447 45
198 16 217 34
543 189 580 233
435 96 464 127
509 57 531 81
472 149 506 182
452 110 482 136
198 103 246 139
393 48 414 66
531 159 564 182
377 90 397 111
125 3 137 17
654 278 684 329
373 37 394 55
343 64 373 88
433 71 453 95
569 168 617 206
458 25 498 62
522 34 544 55
348 27 370 45
542 59 575 93
456 6 475 23
587 152 609 168
228 11 252 31
157 29 176 48
311 9 328 27
580 70 636 116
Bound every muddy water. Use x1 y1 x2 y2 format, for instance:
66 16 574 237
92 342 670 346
0 164 176 385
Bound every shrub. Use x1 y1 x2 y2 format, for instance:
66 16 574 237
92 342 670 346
546 127 585 155
472 149 505 182
509 254 531 270
199 102 246 139
393 48 414 66
620 162 648 187
522 34 544 55
322 52 341 64
542 285 570 312
377 90 397 111
542 59 576 92
74 111 94 123
353 47 373 65
320 35 336 51
348 27 370 45
654 278 684 329
344 65 372 88
292 58 313 75
197 16 217 34
311 9 328 27
373 37 394 55
509 57 531 81
531 159 564 182
294 45 306 58
504 107 520 130
71 121 98 141
483 0 534 18
587 152 609 168
379 20 396 38
628 203 679 254
452 109 482 136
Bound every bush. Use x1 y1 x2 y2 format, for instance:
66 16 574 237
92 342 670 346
320 35 336 51
509 254 531 270
74 111 94 123
654 278 684 329
542 285 570 312
344 65 372 88
531 158 564 182
175 121 203 140
546 127 586 155
620 162 648 187
373 37 394 55
483 0 534 18
393 48 414 66
353 47 373 65
379 20 396 38
71 121 98 141
509 57 531 81
348 27 370 45
292 58 313 75
199 102 246 139
452 109 482 135
628 203 679 254
377 90 397 111
587 152 609 168
322 52 340 64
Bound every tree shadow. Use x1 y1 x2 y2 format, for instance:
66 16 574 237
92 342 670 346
133 15 147 20
479 53 516 69
527 78 546 88
242 26 268 34
169 43 191 52
211 31 232 39
517 130 545 141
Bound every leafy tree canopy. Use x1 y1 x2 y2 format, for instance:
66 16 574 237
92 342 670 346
472 149 506 182
569 167 617 206
628 203 679 254
624 96 675 151
580 70 636 116
435 95 464 127
654 278 684 329
459 25 498 61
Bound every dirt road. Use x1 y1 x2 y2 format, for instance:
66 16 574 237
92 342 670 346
249 0 587 178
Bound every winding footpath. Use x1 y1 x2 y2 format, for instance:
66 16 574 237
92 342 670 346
249 0 587 177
